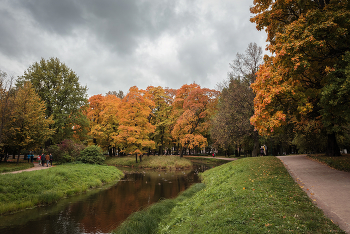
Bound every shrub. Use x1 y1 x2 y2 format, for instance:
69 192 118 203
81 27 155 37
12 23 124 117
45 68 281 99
79 145 105 164
47 139 86 164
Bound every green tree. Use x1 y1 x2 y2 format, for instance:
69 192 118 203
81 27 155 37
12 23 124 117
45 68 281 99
17 57 89 145
211 43 263 157
0 71 14 150
146 86 174 155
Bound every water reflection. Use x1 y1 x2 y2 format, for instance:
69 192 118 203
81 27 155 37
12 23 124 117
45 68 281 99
0 163 218 234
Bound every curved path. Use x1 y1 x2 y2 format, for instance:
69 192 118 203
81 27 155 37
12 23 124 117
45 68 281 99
277 155 350 233
1 162 52 175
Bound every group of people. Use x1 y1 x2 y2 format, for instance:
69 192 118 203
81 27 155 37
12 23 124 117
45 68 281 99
37 153 53 167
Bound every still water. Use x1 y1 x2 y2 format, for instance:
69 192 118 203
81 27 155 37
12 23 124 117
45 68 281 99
0 163 215 234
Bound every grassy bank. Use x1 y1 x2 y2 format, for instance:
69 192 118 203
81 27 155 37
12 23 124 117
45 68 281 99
113 183 205 234
105 155 192 170
0 164 123 215
0 162 34 173
114 156 344 233
308 154 350 172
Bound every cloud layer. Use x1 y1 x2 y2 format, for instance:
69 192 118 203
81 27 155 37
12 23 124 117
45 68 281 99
0 0 267 96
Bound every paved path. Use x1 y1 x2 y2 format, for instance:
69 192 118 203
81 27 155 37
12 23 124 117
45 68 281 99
1 162 52 175
277 155 350 233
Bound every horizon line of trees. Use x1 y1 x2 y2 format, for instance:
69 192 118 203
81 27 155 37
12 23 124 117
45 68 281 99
2 0 350 161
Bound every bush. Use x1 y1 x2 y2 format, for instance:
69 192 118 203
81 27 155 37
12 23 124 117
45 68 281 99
79 145 105 164
47 139 86 164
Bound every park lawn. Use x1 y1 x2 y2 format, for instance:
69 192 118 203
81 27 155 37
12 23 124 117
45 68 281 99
308 154 350 172
114 156 344 234
0 163 124 215
105 155 192 170
0 161 34 173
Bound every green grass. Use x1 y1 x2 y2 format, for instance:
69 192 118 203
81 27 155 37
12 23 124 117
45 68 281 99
0 161 34 173
113 156 344 233
105 155 192 170
112 183 205 234
308 154 350 172
0 163 124 214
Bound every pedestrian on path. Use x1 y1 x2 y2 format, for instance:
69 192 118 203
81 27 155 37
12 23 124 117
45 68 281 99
41 153 45 166
45 154 50 167
38 154 41 166
49 153 53 166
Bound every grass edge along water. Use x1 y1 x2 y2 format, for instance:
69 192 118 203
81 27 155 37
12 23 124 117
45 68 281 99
114 156 344 234
0 163 124 215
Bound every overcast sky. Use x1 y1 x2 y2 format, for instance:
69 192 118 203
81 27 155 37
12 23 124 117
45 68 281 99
0 0 267 97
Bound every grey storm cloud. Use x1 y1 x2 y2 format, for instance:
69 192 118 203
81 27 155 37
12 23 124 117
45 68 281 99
0 0 267 96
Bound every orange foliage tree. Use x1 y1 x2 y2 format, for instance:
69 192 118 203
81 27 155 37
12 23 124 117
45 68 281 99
86 94 121 156
115 86 156 162
250 0 350 155
171 84 219 157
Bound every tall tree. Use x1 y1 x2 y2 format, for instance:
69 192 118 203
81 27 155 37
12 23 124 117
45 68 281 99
250 1 350 156
17 57 89 144
0 71 14 149
211 43 263 156
3 82 54 159
146 86 174 155
171 84 218 157
86 94 121 155
115 86 155 162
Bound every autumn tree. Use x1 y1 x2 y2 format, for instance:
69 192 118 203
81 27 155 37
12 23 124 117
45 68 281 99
86 94 121 156
3 82 54 161
171 84 219 157
146 86 174 155
211 43 263 157
16 57 89 145
106 90 125 99
250 1 350 156
115 86 155 162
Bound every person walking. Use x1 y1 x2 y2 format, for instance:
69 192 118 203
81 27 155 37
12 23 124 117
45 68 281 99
41 153 45 166
38 154 41 166
45 154 50 167
49 153 53 166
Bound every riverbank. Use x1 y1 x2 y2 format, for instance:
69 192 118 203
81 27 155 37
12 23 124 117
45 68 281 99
0 164 124 215
105 155 192 170
113 156 344 233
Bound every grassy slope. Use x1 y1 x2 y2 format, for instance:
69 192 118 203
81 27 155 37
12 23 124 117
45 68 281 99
105 155 192 170
0 164 124 214
0 162 34 173
158 156 343 233
113 156 343 233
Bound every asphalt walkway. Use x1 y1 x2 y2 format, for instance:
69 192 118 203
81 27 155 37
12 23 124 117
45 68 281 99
277 155 350 233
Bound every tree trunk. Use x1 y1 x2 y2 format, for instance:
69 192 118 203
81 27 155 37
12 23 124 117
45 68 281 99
326 132 341 156
252 131 259 157
135 154 138 163
180 145 183 158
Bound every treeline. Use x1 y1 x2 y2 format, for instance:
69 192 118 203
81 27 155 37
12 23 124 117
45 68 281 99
86 85 218 159
3 0 350 159
0 58 220 160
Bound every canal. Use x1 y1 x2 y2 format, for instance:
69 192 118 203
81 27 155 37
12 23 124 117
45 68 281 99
0 162 219 234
